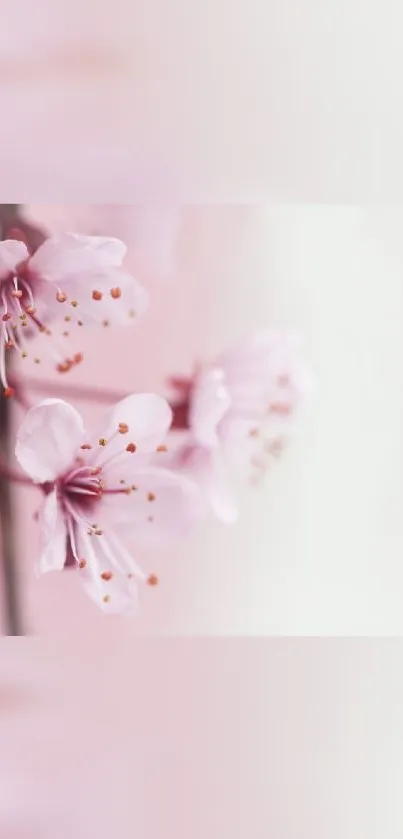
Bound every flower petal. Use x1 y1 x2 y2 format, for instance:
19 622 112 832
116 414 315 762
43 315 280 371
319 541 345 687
37 491 67 574
74 525 141 614
63 233 128 265
28 232 148 326
101 466 205 547
29 232 127 280
0 239 29 279
217 330 301 378
182 446 238 524
16 399 85 482
190 367 231 447
58 268 149 326
92 394 173 460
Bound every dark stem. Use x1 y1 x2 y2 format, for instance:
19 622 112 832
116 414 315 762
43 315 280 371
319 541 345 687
0 390 24 635
22 377 129 405
0 204 45 635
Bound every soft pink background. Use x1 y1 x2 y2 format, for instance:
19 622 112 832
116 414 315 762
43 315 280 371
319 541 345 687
0 639 402 837
1 0 403 199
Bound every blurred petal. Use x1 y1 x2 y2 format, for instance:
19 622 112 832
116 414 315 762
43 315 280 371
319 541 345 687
185 446 238 524
16 399 85 482
190 368 231 447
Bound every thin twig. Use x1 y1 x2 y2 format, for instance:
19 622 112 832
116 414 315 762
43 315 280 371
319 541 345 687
23 377 130 404
0 203 45 635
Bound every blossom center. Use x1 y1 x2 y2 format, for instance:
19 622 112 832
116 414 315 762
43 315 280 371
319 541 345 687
0 256 83 395
59 464 104 522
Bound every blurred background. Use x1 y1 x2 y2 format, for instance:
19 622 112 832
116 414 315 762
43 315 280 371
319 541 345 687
1 0 403 835
1 0 403 200
1 639 403 837
2 204 402 636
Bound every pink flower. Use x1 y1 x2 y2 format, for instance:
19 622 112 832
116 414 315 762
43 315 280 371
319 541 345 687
168 331 313 522
15 394 203 614
0 232 148 394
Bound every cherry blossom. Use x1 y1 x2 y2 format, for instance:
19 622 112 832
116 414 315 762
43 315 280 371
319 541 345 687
167 331 313 522
15 394 203 614
0 232 148 395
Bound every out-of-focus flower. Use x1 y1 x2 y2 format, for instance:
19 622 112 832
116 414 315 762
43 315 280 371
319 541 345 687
167 331 313 522
15 395 203 614
0 232 148 394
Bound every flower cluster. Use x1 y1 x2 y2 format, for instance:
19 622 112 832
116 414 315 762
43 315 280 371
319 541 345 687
0 214 311 617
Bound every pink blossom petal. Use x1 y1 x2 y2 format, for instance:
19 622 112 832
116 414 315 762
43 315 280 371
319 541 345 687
63 233 128 265
16 399 85 483
217 330 301 378
29 232 127 280
0 239 29 279
57 268 149 326
183 446 238 524
101 466 205 547
93 394 173 459
82 570 140 615
28 232 148 327
37 491 67 574
190 368 231 447
74 525 141 614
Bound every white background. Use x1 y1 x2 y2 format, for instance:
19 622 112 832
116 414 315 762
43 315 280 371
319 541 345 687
179 206 403 634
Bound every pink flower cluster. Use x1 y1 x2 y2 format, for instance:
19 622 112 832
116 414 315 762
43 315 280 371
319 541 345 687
0 225 311 615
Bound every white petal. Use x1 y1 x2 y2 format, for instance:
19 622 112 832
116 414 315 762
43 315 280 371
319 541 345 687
37 491 67 574
74 525 141 615
93 394 172 460
64 233 127 265
29 233 127 281
16 399 85 483
101 466 206 548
